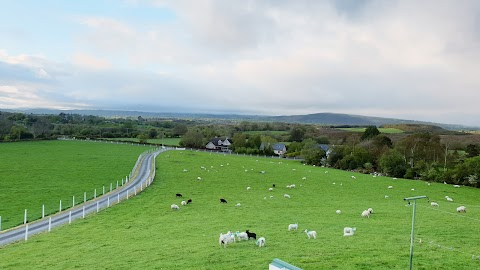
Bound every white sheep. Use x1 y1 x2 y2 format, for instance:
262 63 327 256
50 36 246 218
246 186 251 190
235 231 248 241
447 197 454 202
431 202 439 207
284 194 291 199
183 169 188 172
384 195 389 199
457 206 467 213
361 210 370 218
256 237 266 247
301 177 307 180
351 176 356 179
290 184 296 188
367 208 373 214
305 229 317 239
171 204 179 210
343 227 356 236
268 188 274 191
388 186 393 189
453 185 460 188
181 200 187 206
236 203 241 207
197 177 202 180
288 223 298 231
219 231 235 248
336 210 342 214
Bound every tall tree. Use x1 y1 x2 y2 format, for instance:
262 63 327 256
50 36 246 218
361 126 380 140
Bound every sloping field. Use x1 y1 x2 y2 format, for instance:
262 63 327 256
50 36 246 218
0 150 479 269
0 140 150 229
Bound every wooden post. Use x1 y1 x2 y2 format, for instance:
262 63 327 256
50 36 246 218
48 217 51 232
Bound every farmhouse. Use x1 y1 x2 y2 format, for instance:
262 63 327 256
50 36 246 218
205 137 232 152
260 143 287 156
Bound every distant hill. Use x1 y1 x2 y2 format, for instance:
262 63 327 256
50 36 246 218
2 108 478 131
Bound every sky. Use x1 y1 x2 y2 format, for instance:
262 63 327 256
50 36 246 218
0 0 479 126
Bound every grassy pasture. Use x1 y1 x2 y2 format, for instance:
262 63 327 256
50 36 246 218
338 127 405 134
0 140 150 229
0 151 480 269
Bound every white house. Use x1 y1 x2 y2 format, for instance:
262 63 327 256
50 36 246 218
205 137 232 151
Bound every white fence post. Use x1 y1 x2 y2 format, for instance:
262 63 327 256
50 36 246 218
122 179 124 186
72 196 75 207
117 193 120 203
96 201 99 213
107 197 110 207
83 205 85 218
116 181 119 189
42 204 45 219
24 209 27 224
94 189 97 199
25 224 28 241
48 217 51 232
84 192 86 203
69 211 72 224
59 200 62 212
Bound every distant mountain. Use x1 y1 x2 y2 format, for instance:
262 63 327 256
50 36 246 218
3 108 478 130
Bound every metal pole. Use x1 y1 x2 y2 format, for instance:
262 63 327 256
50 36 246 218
409 200 416 270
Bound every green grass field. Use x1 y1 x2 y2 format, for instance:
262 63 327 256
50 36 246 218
338 127 405 134
103 137 181 146
0 150 479 269
0 140 150 229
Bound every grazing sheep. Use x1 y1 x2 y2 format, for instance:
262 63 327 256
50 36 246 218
246 230 256 240
343 227 356 237
272 184 276 187
361 210 370 218
236 203 241 207
336 210 342 214
368 208 373 214
392 178 397 180
457 206 467 213
220 198 228 203
302 177 307 180
268 188 274 191
431 202 439 207
288 223 298 231
411 188 415 191
384 195 389 199
446 197 454 202
290 184 296 188
181 200 187 206
388 186 393 189
176 193 183 198
256 237 266 247
187 199 192 204
270 196 274 199
453 185 460 188
304 229 317 239
351 176 356 179
246 186 251 190
219 231 234 248
171 204 179 210
235 231 249 241
183 169 188 172
197 177 202 180
284 194 291 199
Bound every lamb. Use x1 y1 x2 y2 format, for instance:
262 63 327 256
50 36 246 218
384 195 389 199
388 186 393 189
171 204 179 210
361 210 370 218
431 202 439 207
181 200 187 206
236 203 241 207
183 169 188 172
219 231 235 248
290 184 296 188
304 229 317 239
288 223 298 231
446 197 454 202
176 193 183 198
235 231 249 241
336 210 342 214
220 198 228 203
256 237 266 247
187 199 192 204
343 227 356 236
284 194 291 199
367 208 373 214
197 177 202 180
351 176 356 179
457 206 466 213
453 185 461 188
302 177 307 180
268 188 274 191
246 230 256 240
246 186 251 190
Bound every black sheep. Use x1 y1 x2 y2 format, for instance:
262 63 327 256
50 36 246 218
220 198 227 203
176 193 182 198
246 230 256 240
187 199 192 204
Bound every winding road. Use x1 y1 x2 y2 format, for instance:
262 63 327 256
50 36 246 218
0 148 166 246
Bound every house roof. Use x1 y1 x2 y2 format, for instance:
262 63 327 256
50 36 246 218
273 143 286 151
208 137 231 146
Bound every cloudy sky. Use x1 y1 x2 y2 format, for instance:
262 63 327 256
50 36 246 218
0 1 479 126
